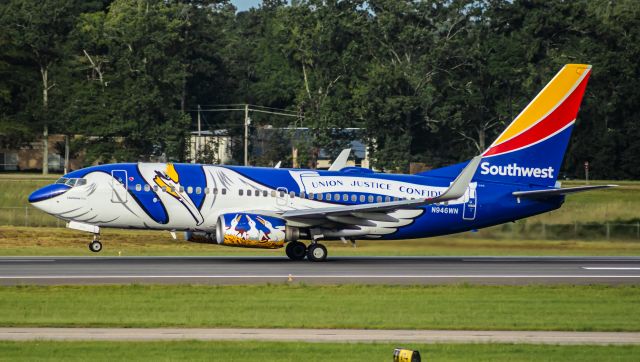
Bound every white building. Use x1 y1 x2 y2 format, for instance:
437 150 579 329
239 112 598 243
189 130 233 165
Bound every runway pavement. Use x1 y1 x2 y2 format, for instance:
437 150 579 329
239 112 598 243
0 256 639 285
1 327 639 345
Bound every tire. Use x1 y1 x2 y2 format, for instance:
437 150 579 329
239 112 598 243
306 243 327 262
89 241 102 253
285 241 306 261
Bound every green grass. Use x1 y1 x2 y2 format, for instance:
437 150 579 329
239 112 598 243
1 226 640 256
1 284 638 331
0 341 639 361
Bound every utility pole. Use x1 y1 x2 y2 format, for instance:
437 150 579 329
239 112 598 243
194 104 201 164
64 135 69 174
244 104 249 166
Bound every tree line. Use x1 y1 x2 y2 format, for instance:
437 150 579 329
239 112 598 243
0 0 638 178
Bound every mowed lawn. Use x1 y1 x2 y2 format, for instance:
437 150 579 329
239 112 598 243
2 226 640 256
1 341 639 362
0 284 638 331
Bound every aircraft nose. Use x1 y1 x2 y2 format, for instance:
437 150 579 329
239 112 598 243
28 184 71 204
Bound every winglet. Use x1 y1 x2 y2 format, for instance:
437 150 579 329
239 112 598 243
431 156 481 203
328 148 351 171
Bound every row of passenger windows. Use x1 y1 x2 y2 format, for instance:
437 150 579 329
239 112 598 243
132 184 227 195
130 184 403 203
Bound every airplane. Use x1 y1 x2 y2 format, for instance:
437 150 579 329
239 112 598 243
29 64 615 261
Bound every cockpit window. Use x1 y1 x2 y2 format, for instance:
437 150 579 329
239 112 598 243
59 178 86 187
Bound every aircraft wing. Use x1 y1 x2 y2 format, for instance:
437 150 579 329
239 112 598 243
280 156 481 220
512 184 617 198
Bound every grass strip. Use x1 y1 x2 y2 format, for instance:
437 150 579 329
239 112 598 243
0 341 639 361
0 284 638 331
2 226 640 256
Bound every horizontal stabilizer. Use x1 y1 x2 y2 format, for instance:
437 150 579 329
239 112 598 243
512 185 617 198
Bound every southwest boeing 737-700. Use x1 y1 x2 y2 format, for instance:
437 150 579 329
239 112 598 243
29 64 614 261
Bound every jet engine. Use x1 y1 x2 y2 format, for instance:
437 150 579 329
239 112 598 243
215 213 291 249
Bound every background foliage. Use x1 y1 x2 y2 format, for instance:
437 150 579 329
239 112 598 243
0 0 638 178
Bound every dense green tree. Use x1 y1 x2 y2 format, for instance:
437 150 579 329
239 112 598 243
0 0 638 179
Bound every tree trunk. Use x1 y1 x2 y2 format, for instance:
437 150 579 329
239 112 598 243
41 66 49 175
478 128 486 152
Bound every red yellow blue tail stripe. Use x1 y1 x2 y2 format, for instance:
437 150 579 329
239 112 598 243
483 64 592 157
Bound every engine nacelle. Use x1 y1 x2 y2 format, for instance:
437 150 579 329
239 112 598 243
216 213 288 249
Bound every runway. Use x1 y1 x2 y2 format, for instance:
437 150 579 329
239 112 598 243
1 327 638 345
0 256 639 285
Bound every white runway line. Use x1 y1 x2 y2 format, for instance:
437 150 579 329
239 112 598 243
1 274 640 279
582 267 640 270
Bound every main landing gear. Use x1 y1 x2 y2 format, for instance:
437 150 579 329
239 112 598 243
285 241 306 261
285 241 328 262
89 234 102 253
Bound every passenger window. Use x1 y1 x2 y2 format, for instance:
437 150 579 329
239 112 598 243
247 189 252 196
368 195 374 203
144 184 150 192
163 186 168 192
187 186 193 194
326 193 332 201
289 191 295 198
170 186 176 192
317 193 323 201
299 192 305 198
359 195 365 202
351 194 357 202
196 187 202 194
239 189 244 196
385 196 391 202
213 188 218 194
308 193 314 200
376 195 382 203
153 185 158 192
179 186 184 193
343 194 348 202
221 189 227 195
204 187 210 194
263 190 268 197
271 190 276 197
278 191 285 197
135 184 142 192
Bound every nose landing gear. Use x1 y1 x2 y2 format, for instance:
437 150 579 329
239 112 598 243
89 234 102 253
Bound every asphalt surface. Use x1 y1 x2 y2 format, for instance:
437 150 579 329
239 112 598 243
1 327 638 345
0 256 639 285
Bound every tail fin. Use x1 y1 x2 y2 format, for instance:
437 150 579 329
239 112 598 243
477 64 592 186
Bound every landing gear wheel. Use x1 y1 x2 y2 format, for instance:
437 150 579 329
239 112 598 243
306 243 327 262
286 241 307 261
89 240 102 253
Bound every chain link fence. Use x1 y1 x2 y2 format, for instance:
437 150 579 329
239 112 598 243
0 206 639 241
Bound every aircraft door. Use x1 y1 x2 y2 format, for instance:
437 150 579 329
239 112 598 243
111 170 128 203
275 187 288 206
462 183 477 220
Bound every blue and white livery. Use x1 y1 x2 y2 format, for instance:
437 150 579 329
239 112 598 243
29 64 615 261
